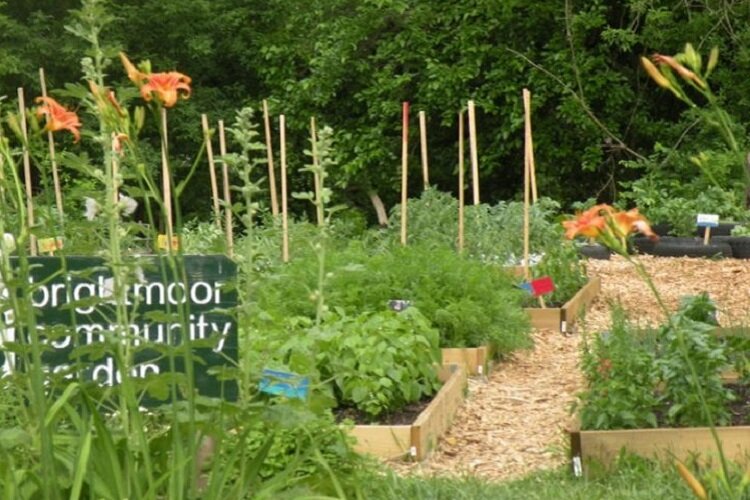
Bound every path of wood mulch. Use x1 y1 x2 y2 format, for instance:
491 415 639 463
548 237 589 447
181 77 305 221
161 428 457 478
391 255 750 481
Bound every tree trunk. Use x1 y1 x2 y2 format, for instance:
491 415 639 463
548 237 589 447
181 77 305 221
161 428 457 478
369 191 388 227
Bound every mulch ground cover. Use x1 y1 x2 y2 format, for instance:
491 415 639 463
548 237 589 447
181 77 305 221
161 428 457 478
390 255 750 481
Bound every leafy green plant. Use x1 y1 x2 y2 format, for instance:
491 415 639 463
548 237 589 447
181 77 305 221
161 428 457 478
577 306 660 430
656 295 733 427
316 308 441 419
578 295 733 431
385 189 563 266
528 241 588 306
620 178 746 236
250 241 531 353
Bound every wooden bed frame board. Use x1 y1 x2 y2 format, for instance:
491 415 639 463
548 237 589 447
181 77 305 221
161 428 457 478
570 424 750 473
525 276 601 331
348 364 467 461
441 345 490 375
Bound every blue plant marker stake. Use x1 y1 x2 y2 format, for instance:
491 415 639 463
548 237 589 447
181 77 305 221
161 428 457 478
259 368 309 400
517 282 533 294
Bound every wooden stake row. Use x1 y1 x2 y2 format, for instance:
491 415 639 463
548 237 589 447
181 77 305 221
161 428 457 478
15 86 532 265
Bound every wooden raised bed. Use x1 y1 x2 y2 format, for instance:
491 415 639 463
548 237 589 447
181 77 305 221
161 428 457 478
525 276 601 332
348 363 467 460
569 416 750 475
441 345 491 376
570 345 750 475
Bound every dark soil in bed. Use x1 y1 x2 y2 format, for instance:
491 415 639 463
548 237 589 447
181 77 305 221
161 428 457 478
334 396 433 425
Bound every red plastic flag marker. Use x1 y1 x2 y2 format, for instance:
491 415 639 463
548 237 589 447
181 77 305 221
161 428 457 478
530 276 555 297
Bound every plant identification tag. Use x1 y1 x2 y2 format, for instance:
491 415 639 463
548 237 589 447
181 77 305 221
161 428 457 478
259 368 309 400
696 213 719 227
388 299 412 312
38 236 64 254
519 276 555 297
157 234 180 251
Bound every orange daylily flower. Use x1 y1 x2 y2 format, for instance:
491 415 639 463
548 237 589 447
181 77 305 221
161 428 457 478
562 204 608 239
35 97 82 143
651 54 706 88
611 208 658 240
140 72 192 108
563 204 658 256
119 52 147 86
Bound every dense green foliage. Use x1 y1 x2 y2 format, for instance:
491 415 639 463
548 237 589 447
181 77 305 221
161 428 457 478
578 294 734 430
4 1 750 496
5 1 750 221
247 228 531 352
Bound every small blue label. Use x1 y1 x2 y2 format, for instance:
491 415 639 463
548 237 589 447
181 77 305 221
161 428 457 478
517 282 533 295
259 369 309 400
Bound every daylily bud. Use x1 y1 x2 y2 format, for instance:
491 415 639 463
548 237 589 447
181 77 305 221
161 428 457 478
134 106 145 132
119 52 147 86
652 54 706 89
5 113 24 142
683 43 701 72
707 46 719 74
641 57 672 90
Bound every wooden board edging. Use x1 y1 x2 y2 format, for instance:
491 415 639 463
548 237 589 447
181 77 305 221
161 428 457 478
572 425 750 474
441 345 491 375
524 276 601 332
348 364 467 461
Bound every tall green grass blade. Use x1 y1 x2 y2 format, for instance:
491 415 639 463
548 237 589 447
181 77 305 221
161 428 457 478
69 426 93 500
45 383 79 428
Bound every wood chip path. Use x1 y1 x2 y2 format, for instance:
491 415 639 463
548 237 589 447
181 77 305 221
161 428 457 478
391 255 750 480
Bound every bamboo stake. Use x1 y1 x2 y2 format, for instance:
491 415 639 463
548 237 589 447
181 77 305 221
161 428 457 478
467 100 480 205
280 114 289 263
218 120 234 258
201 114 222 228
18 88 36 256
263 100 280 217
400 102 409 246
458 111 465 253
523 123 530 282
523 89 538 203
309 117 323 227
419 110 429 190
160 108 174 247
39 68 64 225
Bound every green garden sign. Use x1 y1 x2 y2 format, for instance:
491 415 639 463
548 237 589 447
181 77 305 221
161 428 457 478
0 255 238 402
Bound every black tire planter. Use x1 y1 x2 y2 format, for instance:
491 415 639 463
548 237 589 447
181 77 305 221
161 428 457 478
696 223 738 237
578 244 611 260
651 237 732 258
652 223 674 237
631 236 670 255
711 236 750 259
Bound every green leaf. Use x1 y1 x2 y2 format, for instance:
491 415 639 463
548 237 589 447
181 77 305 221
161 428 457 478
0 428 31 450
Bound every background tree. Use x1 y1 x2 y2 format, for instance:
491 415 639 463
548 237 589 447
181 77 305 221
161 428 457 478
2 0 750 221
